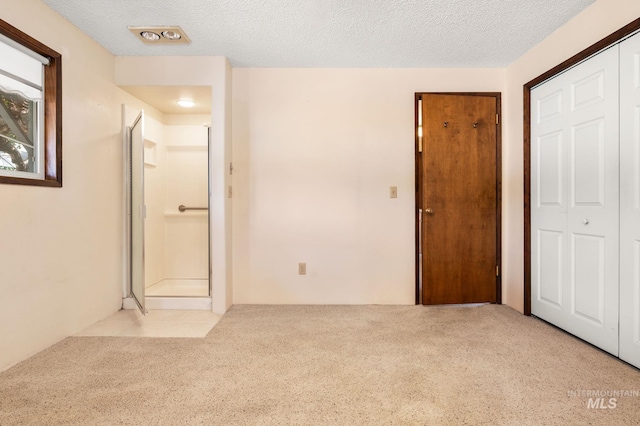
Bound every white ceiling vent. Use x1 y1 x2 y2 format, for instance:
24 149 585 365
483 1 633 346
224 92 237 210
128 26 191 45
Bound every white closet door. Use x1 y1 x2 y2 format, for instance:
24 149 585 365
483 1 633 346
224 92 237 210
531 46 620 355
620 31 640 369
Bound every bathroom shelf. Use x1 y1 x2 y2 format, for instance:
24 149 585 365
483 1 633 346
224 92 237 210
144 139 157 166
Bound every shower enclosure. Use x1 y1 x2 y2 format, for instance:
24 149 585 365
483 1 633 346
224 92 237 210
126 107 211 313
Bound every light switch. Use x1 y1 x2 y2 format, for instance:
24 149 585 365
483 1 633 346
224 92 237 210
390 186 398 198
298 263 306 275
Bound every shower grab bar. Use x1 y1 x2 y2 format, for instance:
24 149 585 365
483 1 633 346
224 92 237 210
178 205 208 212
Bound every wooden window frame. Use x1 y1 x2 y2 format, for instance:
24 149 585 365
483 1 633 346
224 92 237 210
0 18 62 187
523 18 640 315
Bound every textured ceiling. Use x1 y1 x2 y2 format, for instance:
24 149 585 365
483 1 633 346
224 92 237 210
40 0 595 68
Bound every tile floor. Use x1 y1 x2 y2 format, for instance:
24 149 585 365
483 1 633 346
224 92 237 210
75 309 222 338
146 279 209 297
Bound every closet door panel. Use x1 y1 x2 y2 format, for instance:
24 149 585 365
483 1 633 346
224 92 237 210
538 230 564 308
571 119 605 206
571 234 605 325
532 45 619 356
535 129 566 312
538 131 564 207
620 31 640 370
532 77 570 325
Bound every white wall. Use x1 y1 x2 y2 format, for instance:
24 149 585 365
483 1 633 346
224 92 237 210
502 0 640 312
0 0 155 371
232 68 505 304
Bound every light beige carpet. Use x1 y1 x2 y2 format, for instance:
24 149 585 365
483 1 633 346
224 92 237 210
0 304 638 425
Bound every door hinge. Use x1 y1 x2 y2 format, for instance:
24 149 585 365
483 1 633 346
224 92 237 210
229 162 233 175
496 114 499 125
496 265 500 277
418 138 423 153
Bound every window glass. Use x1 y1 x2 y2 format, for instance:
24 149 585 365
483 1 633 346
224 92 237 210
0 37 44 178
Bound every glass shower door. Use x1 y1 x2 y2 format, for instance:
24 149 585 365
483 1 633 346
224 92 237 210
129 111 146 314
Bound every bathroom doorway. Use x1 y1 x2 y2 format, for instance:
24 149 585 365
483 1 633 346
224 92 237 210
123 86 212 310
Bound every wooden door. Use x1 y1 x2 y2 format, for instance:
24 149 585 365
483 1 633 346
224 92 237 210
530 45 619 355
421 94 499 305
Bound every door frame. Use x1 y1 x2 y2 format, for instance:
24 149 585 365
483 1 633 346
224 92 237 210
523 18 640 316
415 92 503 305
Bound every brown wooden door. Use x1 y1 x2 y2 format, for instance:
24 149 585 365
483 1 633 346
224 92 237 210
421 94 499 305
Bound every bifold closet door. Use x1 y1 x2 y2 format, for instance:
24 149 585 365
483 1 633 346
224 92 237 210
619 32 640 369
531 46 620 356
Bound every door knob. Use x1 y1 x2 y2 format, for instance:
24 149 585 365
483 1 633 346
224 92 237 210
424 208 434 215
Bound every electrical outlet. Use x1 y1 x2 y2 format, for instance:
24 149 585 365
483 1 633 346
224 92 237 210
390 186 398 198
298 263 306 275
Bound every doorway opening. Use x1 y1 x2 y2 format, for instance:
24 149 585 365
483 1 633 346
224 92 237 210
123 86 213 312
415 92 502 305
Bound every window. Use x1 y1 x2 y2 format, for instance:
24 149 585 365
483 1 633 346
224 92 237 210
0 19 61 187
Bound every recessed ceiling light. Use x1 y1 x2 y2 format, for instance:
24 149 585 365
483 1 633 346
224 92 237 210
162 30 182 40
176 99 196 108
129 26 191 45
140 31 160 41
